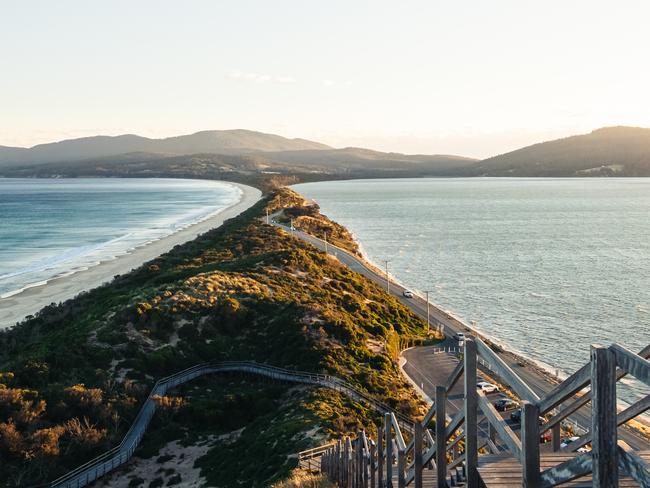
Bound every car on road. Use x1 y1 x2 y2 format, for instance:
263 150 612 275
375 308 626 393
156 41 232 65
494 398 519 411
477 381 499 393
402 290 414 298
454 332 466 342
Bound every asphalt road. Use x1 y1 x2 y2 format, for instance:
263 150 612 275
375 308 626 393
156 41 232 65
270 220 650 450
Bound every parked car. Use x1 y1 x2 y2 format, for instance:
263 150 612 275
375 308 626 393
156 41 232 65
402 290 414 298
494 398 519 411
454 332 466 342
540 430 552 444
510 409 546 425
560 436 580 449
477 381 499 394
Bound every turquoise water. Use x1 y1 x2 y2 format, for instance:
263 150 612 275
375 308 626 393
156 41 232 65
293 178 650 400
0 178 241 298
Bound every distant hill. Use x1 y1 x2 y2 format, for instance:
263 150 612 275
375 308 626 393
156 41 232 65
3 126 650 179
258 147 476 172
471 126 650 176
0 129 330 167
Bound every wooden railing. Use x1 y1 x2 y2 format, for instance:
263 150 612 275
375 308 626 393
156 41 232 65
317 338 650 488
43 361 412 488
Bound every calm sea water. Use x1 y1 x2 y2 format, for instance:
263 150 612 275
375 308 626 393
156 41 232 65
293 178 650 400
0 178 241 298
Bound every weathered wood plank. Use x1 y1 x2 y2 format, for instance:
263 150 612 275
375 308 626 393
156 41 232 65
385 413 392 488
611 343 650 388
591 345 618 488
521 402 541 487
475 337 541 405
538 363 590 413
377 430 384 488
370 440 376 488
542 344 650 430
445 359 464 392
414 421 423 488
435 385 447 488
539 453 592 487
564 394 650 453
617 446 650 488
477 391 522 458
465 339 479 488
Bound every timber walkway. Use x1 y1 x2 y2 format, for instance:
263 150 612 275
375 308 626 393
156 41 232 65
44 361 412 488
309 338 650 487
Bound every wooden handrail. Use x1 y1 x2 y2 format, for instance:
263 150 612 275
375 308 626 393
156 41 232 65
319 340 650 488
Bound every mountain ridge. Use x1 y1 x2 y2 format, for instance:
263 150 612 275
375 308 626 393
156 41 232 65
3 126 650 177
0 129 331 167
469 125 650 176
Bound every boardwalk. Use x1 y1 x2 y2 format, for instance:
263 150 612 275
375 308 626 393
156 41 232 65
313 338 650 487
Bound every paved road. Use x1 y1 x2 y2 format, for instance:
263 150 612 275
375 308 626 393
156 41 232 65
270 219 650 451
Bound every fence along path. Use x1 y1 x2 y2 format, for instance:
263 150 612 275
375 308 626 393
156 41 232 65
316 338 650 488
45 361 413 488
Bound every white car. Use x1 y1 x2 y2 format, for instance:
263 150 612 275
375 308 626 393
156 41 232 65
477 381 499 393
402 290 414 298
560 436 589 452
454 332 466 342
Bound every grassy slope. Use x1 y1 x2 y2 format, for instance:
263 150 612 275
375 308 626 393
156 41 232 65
0 189 432 487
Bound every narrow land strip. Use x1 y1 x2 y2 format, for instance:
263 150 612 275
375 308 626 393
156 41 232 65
271 218 650 450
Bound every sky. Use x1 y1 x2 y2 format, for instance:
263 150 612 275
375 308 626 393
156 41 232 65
2 1 650 159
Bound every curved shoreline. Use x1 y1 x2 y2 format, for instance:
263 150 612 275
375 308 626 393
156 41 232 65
0 181 262 329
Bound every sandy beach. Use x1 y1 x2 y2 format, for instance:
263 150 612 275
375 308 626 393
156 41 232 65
0 182 262 329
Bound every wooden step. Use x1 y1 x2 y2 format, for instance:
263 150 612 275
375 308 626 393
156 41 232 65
478 451 650 487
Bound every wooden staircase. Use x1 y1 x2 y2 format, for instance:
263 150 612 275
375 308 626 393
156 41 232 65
302 338 650 487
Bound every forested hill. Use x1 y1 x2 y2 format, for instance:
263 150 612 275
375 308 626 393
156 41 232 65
2 126 650 180
464 126 650 177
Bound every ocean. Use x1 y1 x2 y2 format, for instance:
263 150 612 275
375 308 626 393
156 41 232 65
293 178 650 401
0 178 241 298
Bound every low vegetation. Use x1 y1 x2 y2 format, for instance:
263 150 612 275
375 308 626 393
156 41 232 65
0 188 435 486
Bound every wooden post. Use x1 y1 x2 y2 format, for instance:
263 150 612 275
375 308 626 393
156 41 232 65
358 432 364 488
345 437 354 488
353 435 359 488
370 440 377 488
488 422 496 444
591 345 618 488
464 339 479 488
551 423 561 452
414 422 423 488
436 385 447 488
385 413 393 488
362 437 369 488
345 437 352 488
397 448 406 488
378 428 384 488
521 402 541 488
337 439 343 486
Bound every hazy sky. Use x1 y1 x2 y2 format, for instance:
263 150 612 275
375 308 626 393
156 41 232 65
2 1 650 158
